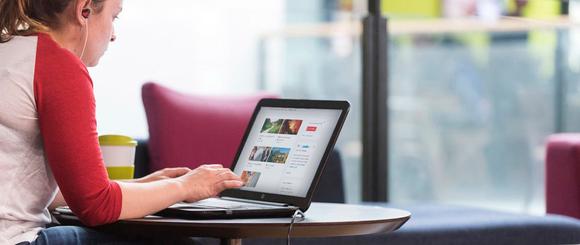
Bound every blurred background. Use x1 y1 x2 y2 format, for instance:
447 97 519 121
90 0 580 215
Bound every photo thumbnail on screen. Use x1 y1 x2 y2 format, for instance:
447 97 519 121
249 146 290 164
260 118 303 135
241 170 261 188
268 147 290 163
260 118 283 134
249 146 272 162
280 119 302 135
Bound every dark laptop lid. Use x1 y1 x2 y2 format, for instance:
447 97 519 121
220 99 350 211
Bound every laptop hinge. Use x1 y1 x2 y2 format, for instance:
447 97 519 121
220 196 296 208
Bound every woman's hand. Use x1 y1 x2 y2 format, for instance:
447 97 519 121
176 164 244 203
133 167 191 183
116 164 243 220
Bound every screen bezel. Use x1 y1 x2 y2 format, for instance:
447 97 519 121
220 98 350 211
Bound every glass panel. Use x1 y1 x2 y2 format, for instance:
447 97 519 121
260 1 365 203
388 17 574 214
564 2 580 131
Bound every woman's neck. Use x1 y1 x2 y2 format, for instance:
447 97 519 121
45 27 84 58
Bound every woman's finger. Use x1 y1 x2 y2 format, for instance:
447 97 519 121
164 167 190 177
202 164 224 169
217 171 241 181
220 180 244 190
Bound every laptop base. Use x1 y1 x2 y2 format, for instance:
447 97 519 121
154 206 298 220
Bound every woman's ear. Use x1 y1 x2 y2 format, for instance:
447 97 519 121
74 0 92 25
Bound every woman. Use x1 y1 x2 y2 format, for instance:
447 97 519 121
0 0 243 244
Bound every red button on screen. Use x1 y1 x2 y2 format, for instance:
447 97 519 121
306 126 317 132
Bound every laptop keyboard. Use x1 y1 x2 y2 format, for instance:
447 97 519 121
173 198 277 210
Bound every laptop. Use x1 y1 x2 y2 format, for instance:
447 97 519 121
155 98 350 219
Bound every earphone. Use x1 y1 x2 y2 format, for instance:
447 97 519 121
81 8 91 19
79 8 90 61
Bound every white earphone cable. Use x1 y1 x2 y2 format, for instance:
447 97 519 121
79 18 89 61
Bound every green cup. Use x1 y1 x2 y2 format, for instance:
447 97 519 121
99 135 137 180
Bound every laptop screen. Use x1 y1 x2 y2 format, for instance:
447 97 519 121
232 106 342 198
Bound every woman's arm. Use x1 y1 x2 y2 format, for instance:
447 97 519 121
129 167 190 183
46 165 242 220
47 167 193 211
117 164 241 219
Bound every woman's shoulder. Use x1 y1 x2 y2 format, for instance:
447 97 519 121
34 33 92 88
36 33 88 72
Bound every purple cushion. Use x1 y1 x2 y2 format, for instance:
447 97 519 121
141 82 276 172
546 133 580 219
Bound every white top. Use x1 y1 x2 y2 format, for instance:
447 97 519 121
0 36 58 244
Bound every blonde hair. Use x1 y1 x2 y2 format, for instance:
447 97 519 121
0 0 105 43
